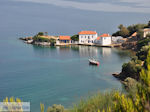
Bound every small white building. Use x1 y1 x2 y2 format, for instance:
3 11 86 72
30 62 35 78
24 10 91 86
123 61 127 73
96 34 111 46
112 36 124 44
130 28 150 39
143 28 150 37
78 31 98 44
56 36 71 45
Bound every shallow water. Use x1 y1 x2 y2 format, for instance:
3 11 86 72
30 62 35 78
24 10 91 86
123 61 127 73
0 38 132 111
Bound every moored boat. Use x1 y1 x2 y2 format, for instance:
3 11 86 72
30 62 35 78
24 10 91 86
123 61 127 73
89 59 100 66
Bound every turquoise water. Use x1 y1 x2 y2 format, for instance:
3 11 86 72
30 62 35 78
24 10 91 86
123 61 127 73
0 38 132 111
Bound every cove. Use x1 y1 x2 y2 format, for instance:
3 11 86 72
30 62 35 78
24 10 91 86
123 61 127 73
0 39 133 112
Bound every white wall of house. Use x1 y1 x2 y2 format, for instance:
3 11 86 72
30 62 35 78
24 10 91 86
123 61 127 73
101 37 112 45
79 34 98 44
56 39 60 45
95 39 101 44
112 36 124 44
144 30 150 37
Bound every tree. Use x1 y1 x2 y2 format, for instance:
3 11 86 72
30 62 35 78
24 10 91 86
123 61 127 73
37 32 44 36
118 24 124 30
112 31 120 36
115 24 130 37
137 30 144 40
119 27 130 37
127 24 147 36
71 34 79 41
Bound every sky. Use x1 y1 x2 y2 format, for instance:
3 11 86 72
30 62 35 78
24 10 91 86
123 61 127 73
0 0 150 37
13 0 150 13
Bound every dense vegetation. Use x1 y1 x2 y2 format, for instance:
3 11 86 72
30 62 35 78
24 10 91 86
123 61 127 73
118 20 150 80
71 35 79 41
33 32 56 44
120 38 150 80
112 21 150 38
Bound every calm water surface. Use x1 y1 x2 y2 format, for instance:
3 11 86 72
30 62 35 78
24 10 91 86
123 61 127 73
0 37 132 111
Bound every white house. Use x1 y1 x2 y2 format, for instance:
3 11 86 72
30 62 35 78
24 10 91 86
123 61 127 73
112 36 125 44
56 36 71 45
130 28 150 39
78 31 98 44
143 28 150 37
96 34 112 46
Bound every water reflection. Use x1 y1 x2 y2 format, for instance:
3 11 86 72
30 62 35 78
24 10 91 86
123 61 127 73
32 45 57 57
32 45 133 60
78 46 98 58
101 48 112 57
112 48 134 59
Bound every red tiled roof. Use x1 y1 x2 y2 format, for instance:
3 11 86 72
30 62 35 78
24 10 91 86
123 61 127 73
59 36 71 40
78 31 97 35
131 32 137 37
100 34 110 37
96 36 100 40
144 28 150 32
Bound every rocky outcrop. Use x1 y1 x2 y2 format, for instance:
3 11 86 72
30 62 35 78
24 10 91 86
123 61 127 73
19 37 52 46
19 37 33 41
122 41 137 50
33 41 51 46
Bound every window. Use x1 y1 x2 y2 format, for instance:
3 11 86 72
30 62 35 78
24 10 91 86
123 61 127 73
88 36 90 39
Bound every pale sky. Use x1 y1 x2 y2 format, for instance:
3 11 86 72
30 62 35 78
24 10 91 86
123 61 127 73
0 0 150 37
13 0 150 13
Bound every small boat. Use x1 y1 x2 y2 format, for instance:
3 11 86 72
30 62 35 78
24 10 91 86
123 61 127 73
89 59 100 66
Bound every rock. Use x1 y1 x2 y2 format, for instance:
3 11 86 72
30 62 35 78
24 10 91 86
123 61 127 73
26 40 33 44
33 41 51 46
112 73 120 78
19 37 26 40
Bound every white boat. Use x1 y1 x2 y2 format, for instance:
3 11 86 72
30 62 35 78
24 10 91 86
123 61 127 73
89 59 100 65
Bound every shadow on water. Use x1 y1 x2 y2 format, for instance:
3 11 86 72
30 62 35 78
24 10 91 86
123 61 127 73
111 48 135 59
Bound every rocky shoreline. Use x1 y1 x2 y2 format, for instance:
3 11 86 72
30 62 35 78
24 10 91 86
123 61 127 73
19 37 52 46
112 72 138 91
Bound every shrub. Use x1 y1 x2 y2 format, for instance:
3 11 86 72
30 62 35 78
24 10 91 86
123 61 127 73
47 104 65 112
122 60 142 80
38 32 44 36
71 35 79 41
103 50 150 112
137 44 150 60
33 36 50 42
71 91 116 112
137 38 150 50
137 30 144 40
